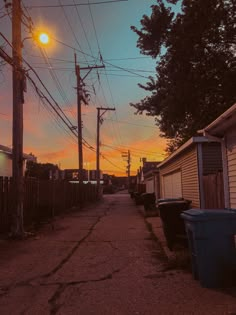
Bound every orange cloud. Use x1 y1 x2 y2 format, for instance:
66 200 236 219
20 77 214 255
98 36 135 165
38 149 69 162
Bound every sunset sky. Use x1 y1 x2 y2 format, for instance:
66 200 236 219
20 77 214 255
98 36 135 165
0 0 171 176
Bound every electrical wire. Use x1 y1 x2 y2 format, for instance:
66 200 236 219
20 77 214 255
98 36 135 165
20 4 77 121
27 1 128 9
101 153 125 171
49 38 150 79
85 6 125 149
58 0 89 65
73 0 94 58
104 118 158 128
39 46 75 115
0 35 96 153
102 143 165 156
27 80 78 146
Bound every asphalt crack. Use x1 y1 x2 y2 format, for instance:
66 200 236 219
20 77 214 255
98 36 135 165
0 208 110 300
48 269 121 315
42 213 106 278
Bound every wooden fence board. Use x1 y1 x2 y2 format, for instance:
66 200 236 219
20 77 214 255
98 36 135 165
203 172 224 209
0 178 97 234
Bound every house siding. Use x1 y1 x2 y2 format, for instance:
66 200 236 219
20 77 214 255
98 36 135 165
146 178 154 193
202 142 223 175
0 152 12 177
226 127 236 209
159 146 200 207
154 172 160 199
163 171 182 198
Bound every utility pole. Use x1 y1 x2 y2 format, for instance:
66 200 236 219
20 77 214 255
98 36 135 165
75 55 83 184
122 150 131 191
127 150 131 191
75 55 104 184
96 107 115 198
12 0 25 238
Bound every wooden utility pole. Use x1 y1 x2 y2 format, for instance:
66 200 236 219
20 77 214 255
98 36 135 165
12 0 25 238
75 57 83 184
122 150 131 191
127 150 131 191
96 107 115 198
75 56 104 184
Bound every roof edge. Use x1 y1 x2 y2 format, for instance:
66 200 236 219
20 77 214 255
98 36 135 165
158 136 215 168
199 103 236 135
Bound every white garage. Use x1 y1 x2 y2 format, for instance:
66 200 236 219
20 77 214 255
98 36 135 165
162 171 182 198
158 137 223 208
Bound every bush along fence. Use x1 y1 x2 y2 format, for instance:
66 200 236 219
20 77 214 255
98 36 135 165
0 177 98 234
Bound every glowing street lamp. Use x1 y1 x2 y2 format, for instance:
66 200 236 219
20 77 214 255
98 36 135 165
38 32 50 45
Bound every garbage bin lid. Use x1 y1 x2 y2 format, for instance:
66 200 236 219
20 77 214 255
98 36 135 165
181 208 236 221
158 200 189 206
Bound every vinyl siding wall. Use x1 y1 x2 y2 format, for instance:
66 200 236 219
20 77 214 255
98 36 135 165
226 128 236 209
159 146 200 207
0 152 12 177
154 172 160 199
145 178 154 193
0 152 27 177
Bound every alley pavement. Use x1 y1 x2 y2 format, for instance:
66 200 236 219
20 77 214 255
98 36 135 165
1 192 236 314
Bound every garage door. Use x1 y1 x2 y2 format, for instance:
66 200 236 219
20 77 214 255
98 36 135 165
146 179 154 193
163 171 182 198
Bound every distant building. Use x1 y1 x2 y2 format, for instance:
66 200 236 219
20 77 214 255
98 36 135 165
0 144 36 177
139 160 161 194
62 168 103 181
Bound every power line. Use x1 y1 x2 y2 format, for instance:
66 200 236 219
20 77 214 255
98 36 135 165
101 153 125 171
48 38 151 79
85 4 124 150
27 79 79 146
27 72 96 153
104 61 150 79
104 57 152 61
88 0 102 55
0 37 96 154
28 66 155 73
73 0 94 57
102 143 165 156
104 118 158 129
20 4 77 120
21 55 151 64
18 7 96 153
27 0 128 9
26 73 78 138
39 47 75 114
58 0 90 65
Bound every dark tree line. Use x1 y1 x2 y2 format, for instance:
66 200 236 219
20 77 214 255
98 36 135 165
26 161 59 180
131 0 236 152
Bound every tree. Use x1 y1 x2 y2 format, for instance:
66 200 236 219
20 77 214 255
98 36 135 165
131 0 236 152
26 161 59 180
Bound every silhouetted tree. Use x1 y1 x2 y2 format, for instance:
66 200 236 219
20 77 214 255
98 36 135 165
26 161 59 180
131 0 236 152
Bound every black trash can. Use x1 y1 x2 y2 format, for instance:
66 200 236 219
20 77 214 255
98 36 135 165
133 192 143 205
158 200 191 250
142 193 156 211
157 197 184 205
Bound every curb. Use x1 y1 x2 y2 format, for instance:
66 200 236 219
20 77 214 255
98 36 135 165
145 216 176 261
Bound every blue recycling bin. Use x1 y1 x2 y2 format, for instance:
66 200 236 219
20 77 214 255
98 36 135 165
181 209 236 288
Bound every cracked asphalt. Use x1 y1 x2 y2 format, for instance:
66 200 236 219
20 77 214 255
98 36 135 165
1 192 236 314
